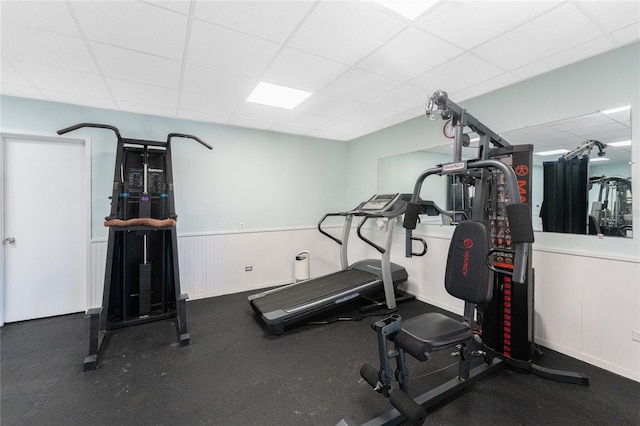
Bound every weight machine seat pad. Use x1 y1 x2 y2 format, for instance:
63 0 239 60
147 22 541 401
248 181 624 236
104 218 176 228
393 313 473 362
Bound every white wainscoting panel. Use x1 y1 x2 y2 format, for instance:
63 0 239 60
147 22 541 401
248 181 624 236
89 227 342 306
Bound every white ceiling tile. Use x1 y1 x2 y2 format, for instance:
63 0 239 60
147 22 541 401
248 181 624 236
288 1 407 65
367 83 427 113
449 72 520 102
611 22 640 46
1 83 45 100
294 94 360 118
187 19 281 78
181 63 256 100
269 123 311 136
108 78 178 108
1 22 98 73
40 89 118 110
577 1 640 33
372 111 417 130
1 58 34 86
357 27 463 81
260 48 350 92
231 102 290 124
322 68 401 103
412 53 504 96
277 111 332 129
193 0 314 43
116 100 177 118
142 1 192 15
178 109 229 125
339 104 400 126
305 128 350 141
472 3 603 70
179 91 241 116
91 43 182 89
511 36 615 80
321 118 367 134
414 1 561 50
70 1 188 60
0 1 80 37
16 64 111 98
226 116 273 131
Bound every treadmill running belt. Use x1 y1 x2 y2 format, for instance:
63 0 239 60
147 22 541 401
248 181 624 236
252 269 377 314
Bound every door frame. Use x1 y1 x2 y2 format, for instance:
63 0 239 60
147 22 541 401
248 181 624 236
0 131 91 326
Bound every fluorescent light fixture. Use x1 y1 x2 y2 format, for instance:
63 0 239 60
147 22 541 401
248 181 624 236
246 82 312 110
590 157 610 162
608 140 632 147
371 0 438 20
534 149 570 156
601 105 631 114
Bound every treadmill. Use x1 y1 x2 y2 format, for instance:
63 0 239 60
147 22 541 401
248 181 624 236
248 193 408 334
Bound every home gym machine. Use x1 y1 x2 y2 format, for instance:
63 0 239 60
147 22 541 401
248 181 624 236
340 90 588 426
588 175 632 237
57 123 212 371
248 193 410 334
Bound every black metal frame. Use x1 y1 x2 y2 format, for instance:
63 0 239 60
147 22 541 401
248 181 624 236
344 91 589 426
57 123 211 371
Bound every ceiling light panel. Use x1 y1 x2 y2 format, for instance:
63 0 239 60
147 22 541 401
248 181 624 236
70 1 188 60
287 1 407 65
246 82 313 110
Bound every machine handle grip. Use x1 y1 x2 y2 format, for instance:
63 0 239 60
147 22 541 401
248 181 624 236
357 216 385 254
410 237 428 257
403 202 421 229
167 133 212 150
317 213 344 245
57 123 122 140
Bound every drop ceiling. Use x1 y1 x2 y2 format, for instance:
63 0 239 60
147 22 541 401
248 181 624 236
1 1 638 141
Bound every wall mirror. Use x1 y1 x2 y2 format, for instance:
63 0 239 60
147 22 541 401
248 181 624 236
377 107 632 237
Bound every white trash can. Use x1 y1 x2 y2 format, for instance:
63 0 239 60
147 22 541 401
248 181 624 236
294 250 310 282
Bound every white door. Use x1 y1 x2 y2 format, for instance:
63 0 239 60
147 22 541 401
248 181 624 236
2 135 87 324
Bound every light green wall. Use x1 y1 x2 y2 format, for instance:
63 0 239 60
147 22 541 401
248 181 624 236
0 97 348 239
346 42 639 258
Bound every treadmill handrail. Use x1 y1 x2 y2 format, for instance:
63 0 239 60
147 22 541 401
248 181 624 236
317 212 348 245
356 200 407 254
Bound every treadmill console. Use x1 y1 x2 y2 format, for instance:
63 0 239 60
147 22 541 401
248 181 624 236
359 193 401 212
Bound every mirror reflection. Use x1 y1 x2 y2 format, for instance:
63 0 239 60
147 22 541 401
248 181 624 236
377 108 632 237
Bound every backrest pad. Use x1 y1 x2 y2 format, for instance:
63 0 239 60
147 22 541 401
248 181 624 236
444 221 492 304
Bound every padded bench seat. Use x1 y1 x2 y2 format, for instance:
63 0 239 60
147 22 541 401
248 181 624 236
393 313 473 362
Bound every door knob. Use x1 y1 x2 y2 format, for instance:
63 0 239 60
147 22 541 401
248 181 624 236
4 237 16 244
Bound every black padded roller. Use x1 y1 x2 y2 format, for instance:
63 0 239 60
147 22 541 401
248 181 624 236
506 203 535 243
390 389 426 425
403 202 421 229
360 363 380 389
